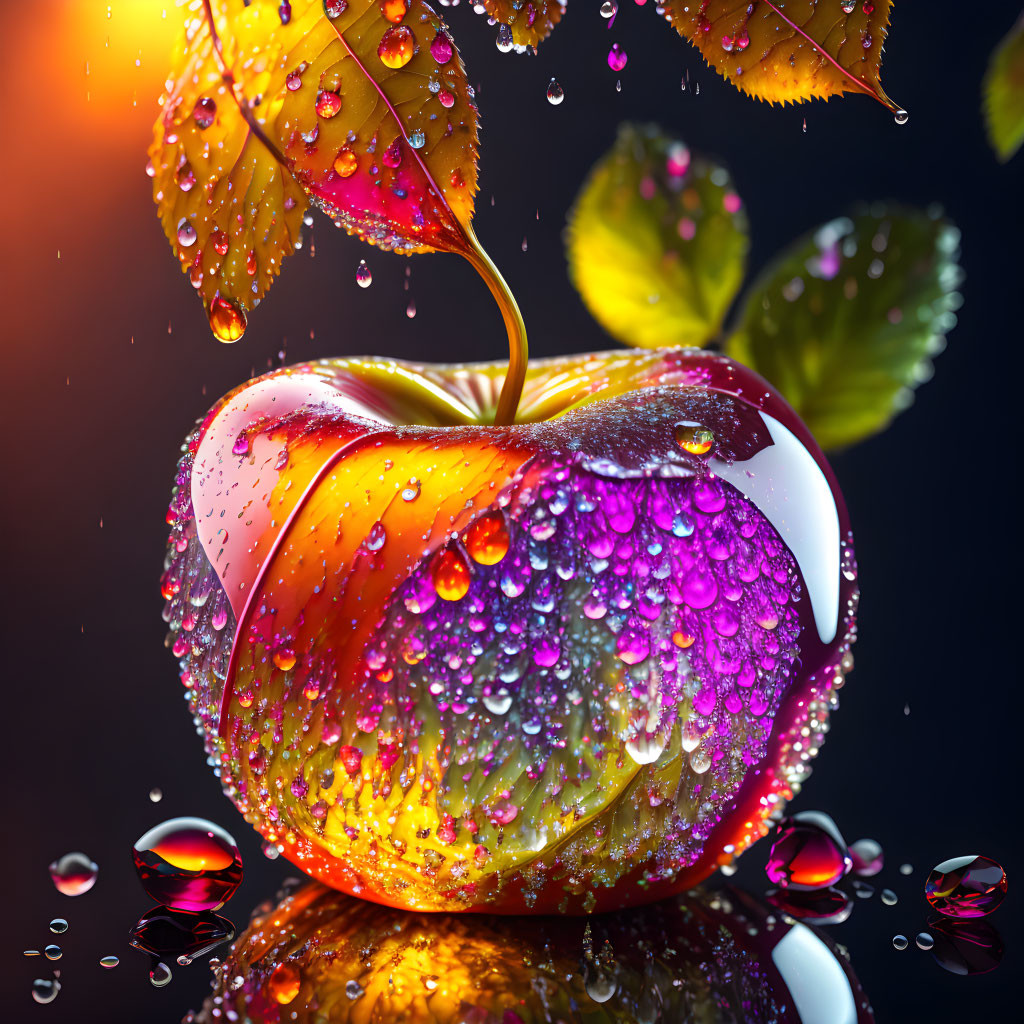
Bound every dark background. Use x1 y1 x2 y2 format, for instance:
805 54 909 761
2 1 1021 1020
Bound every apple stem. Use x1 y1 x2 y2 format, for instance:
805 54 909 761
462 227 527 426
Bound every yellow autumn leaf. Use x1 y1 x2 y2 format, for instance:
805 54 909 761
478 0 566 51
658 0 904 117
149 0 482 342
983 12 1024 162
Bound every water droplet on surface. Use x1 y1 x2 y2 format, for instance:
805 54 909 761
356 260 372 288
408 130 426 149
766 811 852 890
430 32 453 64
381 0 408 23
464 512 510 565
849 838 884 876
674 423 714 455
176 219 197 247
892 934 909 951
315 90 342 118
325 0 347 17
546 78 564 105
49 851 99 896
32 978 60 1004
401 479 420 501
261 839 281 860
49 919 68 934
334 147 358 178
133 818 243 912
925 855 1007 918
149 962 173 988
345 979 365 1000
364 521 387 552
100 955 119 969
193 96 216 128
378 26 415 69
433 548 471 601
268 962 301 1004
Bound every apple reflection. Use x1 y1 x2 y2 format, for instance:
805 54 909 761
193 883 873 1023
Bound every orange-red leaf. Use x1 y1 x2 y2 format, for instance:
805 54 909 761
478 0 566 51
659 0 903 116
149 0 481 341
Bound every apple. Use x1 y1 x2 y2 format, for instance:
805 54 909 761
161 346 857 914
194 879 874 1022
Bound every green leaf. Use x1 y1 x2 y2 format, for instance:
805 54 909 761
565 123 749 350
725 207 962 450
983 13 1024 163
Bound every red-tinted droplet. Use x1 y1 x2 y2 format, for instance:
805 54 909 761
430 32 453 64
765 811 852 891
193 96 217 129
315 90 342 118
433 547 471 601
208 296 246 343
464 511 509 566
924 855 1007 918
133 817 243 912
49 852 99 896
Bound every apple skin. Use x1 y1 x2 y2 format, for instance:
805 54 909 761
195 880 875 1023
161 347 857 914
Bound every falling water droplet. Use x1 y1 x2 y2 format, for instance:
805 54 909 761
44 945 62 961
176 219 197 247
149 787 163 803
149 962 173 988
49 852 99 896
892 934 909 951
608 43 628 71
406 299 416 318
32 979 60 1004
600 0 618 16
546 78 564 105
100 955 119 969
49 919 68 935
356 260 372 288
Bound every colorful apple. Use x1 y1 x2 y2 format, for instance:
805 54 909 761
161 347 857 913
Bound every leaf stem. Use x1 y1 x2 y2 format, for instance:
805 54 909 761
462 227 528 426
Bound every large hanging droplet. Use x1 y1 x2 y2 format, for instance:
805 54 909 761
674 423 714 455
925 855 1007 918
132 817 243 912
208 296 246 343
49 851 99 896
496 24 514 53
765 811 852 890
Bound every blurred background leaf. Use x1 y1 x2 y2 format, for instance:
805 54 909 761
725 207 962 450
983 12 1024 162
565 123 748 350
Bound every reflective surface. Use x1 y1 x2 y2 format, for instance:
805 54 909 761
194 882 875 1023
